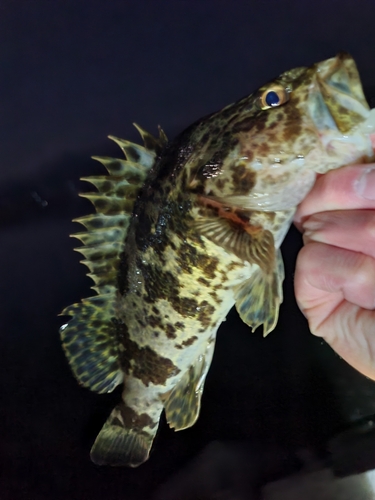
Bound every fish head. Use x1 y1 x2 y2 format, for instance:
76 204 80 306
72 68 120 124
187 52 375 211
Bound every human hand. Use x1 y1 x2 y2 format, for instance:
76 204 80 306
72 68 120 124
294 163 375 380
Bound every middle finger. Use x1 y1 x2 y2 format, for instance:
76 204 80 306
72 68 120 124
302 209 375 259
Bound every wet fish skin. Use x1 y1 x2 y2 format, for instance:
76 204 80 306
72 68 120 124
61 53 375 467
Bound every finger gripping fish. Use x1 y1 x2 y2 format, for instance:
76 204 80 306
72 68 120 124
60 53 375 467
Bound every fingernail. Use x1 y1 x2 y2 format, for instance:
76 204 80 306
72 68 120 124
302 231 314 245
302 218 323 232
355 167 375 200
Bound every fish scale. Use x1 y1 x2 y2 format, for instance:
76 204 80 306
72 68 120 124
61 52 375 467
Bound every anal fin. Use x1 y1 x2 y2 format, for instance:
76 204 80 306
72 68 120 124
234 249 284 336
164 341 215 431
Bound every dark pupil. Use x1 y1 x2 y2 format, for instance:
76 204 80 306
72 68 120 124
265 91 280 106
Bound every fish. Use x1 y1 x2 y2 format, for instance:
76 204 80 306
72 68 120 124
60 52 375 467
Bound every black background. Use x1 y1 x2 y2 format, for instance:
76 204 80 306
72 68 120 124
2 1 375 499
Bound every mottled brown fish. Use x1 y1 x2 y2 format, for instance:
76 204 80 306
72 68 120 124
61 53 375 467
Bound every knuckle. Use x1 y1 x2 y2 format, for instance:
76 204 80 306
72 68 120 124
364 211 375 240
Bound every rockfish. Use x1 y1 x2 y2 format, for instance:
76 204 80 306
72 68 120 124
61 53 375 467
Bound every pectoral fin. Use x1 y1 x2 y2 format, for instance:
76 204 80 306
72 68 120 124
196 218 274 269
234 249 284 336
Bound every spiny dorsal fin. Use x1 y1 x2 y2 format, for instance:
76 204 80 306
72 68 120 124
73 124 167 293
61 125 167 393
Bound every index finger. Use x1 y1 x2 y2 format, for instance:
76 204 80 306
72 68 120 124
294 164 375 229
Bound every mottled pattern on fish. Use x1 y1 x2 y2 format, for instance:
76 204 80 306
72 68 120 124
61 53 375 467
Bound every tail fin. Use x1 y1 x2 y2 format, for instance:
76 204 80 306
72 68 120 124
90 403 160 467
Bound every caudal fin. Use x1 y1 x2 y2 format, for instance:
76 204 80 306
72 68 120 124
90 403 160 467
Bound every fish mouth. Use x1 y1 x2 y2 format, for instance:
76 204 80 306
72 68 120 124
311 52 371 134
306 52 375 168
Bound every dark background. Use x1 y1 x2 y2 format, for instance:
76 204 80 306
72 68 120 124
2 1 375 499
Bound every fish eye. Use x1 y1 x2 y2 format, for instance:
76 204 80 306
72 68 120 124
259 85 290 110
